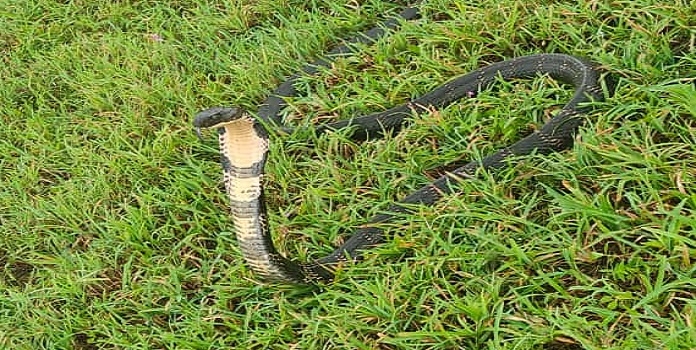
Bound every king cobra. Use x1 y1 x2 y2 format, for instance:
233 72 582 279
193 6 610 284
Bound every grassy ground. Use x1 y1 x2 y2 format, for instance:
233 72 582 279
1 0 695 348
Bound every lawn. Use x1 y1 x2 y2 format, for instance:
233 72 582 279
1 0 694 349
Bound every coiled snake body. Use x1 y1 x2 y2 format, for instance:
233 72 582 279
194 7 609 284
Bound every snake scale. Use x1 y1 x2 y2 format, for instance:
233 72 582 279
193 5 610 284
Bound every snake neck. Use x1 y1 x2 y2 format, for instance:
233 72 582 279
219 118 332 283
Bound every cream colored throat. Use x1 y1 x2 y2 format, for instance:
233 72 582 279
220 117 268 202
220 117 268 167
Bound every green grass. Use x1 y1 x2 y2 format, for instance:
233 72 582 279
1 0 695 348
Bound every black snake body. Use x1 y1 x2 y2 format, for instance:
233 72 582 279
193 7 610 284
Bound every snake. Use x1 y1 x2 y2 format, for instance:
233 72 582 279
193 6 610 284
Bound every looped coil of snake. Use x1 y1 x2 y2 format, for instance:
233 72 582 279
193 5 613 285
